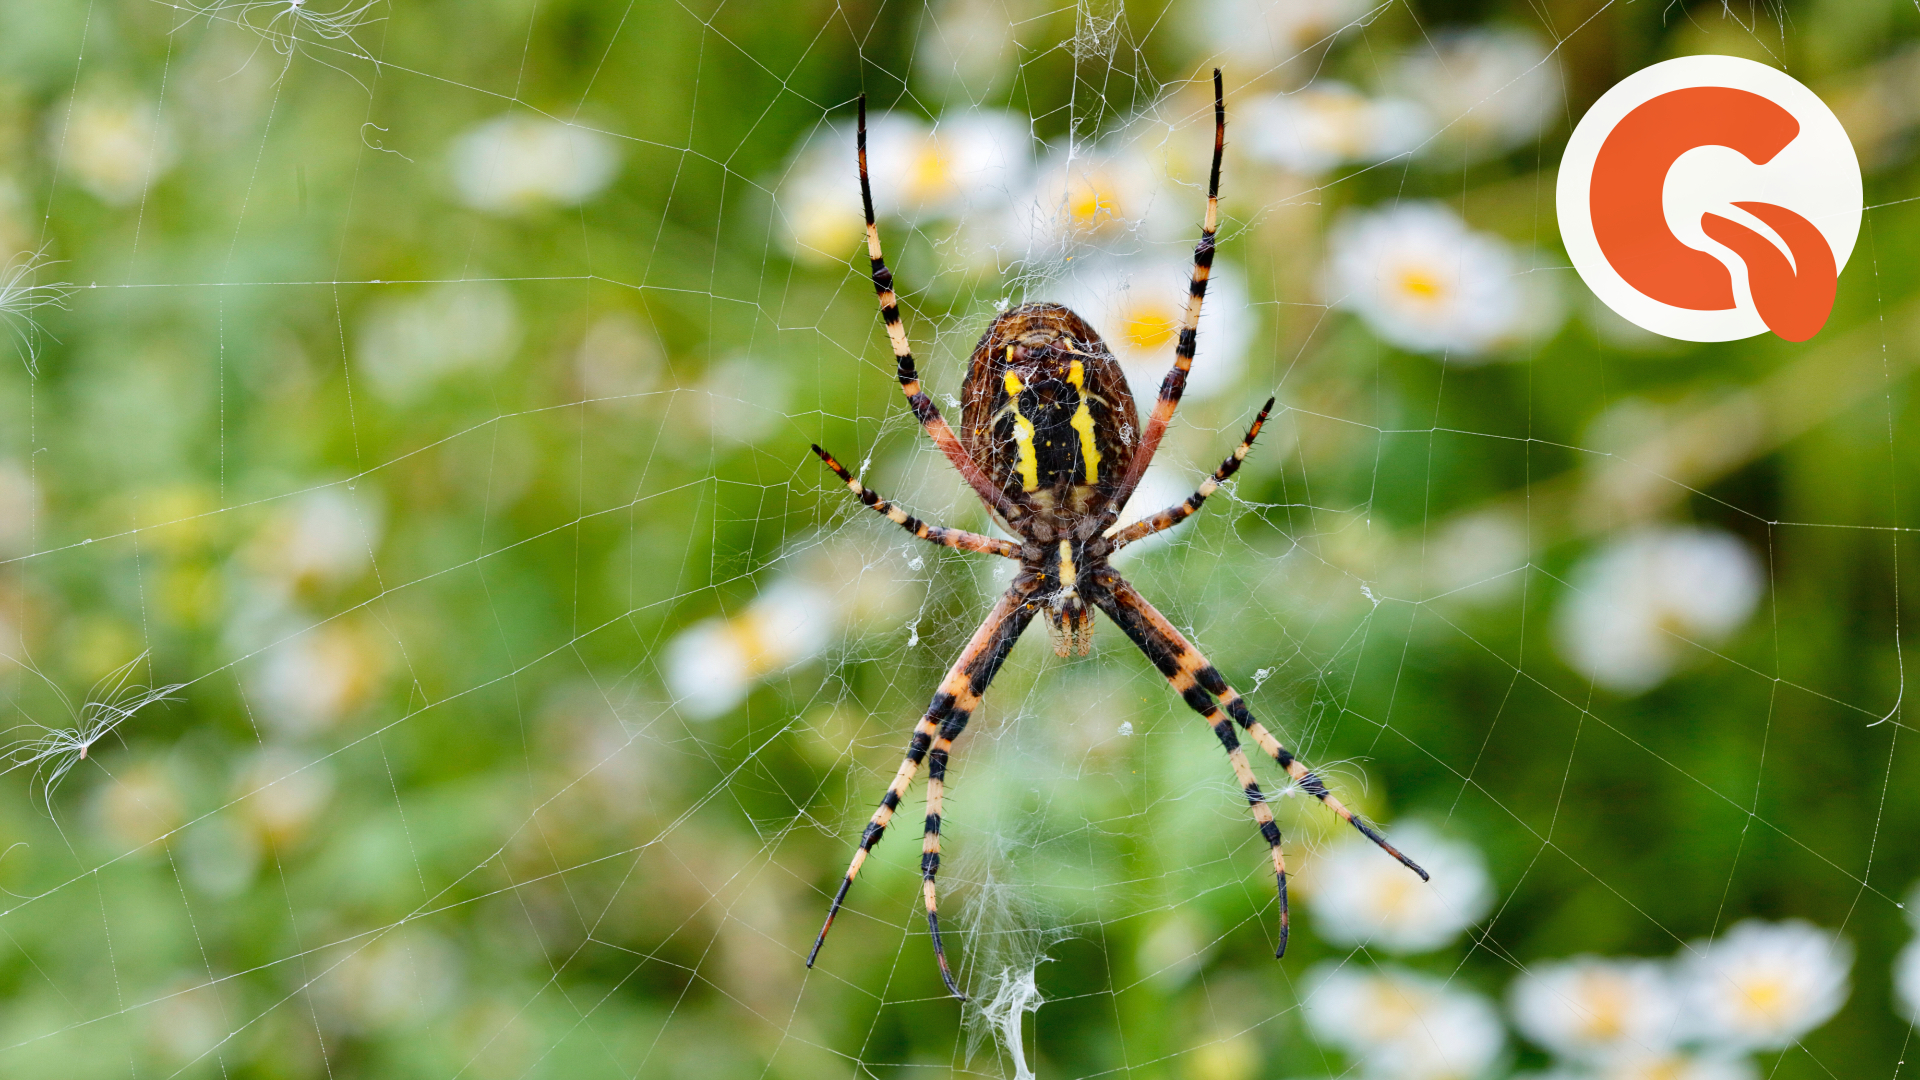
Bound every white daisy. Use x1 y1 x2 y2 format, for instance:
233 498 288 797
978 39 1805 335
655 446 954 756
93 760 186 851
1424 510 1529 605
1388 27 1564 158
356 281 523 403
576 311 666 407
251 621 387 738
1241 82 1432 174
776 109 1030 260
1306 820 1494 954
1555 526 1763 695
449 114 621 214
233 746 334 846
878 110 1032 223
53 89 177 205
686 354 791 447
249 488 383 590
1596 1051 1758 1080
1679 919 1852 1051
1195 0 1370 73
1049 251 1251 404
663 579 837 721
1509 956 1681 1060
1021 144 1170 253
1896 937 1920 1025
1304 962 1506 1080
1328 201 1554 358
316 930 461 1034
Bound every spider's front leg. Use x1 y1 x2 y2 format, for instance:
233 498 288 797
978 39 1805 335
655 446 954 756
1105 397 1273 554
1088 573 1426 958
808 581 1039 998
810 444 1022 558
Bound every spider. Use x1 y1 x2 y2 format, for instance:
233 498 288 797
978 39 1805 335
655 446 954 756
805 72 1427 1000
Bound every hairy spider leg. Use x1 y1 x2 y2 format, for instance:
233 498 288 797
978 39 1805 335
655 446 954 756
1088 572 1291 954
1111 69 1226 515
857 96 1026 527
1106 397 1274 552
807 585 1040 998
810 444 1022 558
1091 575 1429 957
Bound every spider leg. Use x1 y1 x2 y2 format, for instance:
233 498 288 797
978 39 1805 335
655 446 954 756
1110 70 1226 515
808 583 1039 997
1089 573 1427 957
1105 398 1272 553
811 444 1021 558
856 97 1025 527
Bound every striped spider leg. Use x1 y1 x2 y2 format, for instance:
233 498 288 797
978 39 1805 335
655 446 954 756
807 580 1040 999
1089 571 1428 957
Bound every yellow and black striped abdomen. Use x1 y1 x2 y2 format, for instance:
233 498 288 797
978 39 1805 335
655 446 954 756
960 303 1138 517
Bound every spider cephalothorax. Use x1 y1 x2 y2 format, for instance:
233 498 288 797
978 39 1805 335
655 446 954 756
804 72 1427 1001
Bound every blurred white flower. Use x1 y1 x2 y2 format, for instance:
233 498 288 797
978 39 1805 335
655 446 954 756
664 580 837 720
1680 919 1851 1051
1242 83 1431 174
1510 956 1680 1061
1307 821 1493 953
1196 0 1369 72
576 311 665 406
1389 28 1564 157
251 488 382 590
1426 511 1529 604
53 89 177 205
873 110 1031 223
318 930 461 1034
251 622 387 738
914 0 1019 102
1022 144 1170 252
233 746 334 846
145 977 228 1067
1897 937 1920 1025
450 114 621 213
1556 527 1763 695
775 109 1030 262
0 458 38 556
1595 1052 1757 1080
687 354 791 446
1050 252 1250 403
94 760 186 851
1327 201 1551 358
357 282 523 402
1304 962 1506 1080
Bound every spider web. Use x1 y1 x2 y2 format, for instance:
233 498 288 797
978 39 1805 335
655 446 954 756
0 0 1914 1078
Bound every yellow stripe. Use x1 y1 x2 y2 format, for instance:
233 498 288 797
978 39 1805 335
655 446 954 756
1004 365 1039 492
1066 360 1101 483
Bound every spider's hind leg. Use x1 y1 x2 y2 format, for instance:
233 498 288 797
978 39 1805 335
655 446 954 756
1089 573 1427 957
808 585 1038 998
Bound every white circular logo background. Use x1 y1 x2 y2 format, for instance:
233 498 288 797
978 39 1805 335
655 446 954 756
1557 55 1861 342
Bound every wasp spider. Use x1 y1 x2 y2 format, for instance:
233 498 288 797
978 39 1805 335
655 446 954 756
806 72 1428 999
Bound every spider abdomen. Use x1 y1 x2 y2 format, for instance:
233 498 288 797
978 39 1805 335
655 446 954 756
960 303 1139 531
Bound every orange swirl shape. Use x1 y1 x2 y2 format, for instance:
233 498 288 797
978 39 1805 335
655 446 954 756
1591 85 1837 342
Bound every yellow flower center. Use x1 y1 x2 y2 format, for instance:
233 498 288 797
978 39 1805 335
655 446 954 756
905 140 956 205
1736 974 1791 1022
1122 305 1179 352
1068 169 1123 226
1397 266 1448 303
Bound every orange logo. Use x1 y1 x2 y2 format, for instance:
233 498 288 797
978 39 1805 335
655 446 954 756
1559 57 1861 343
